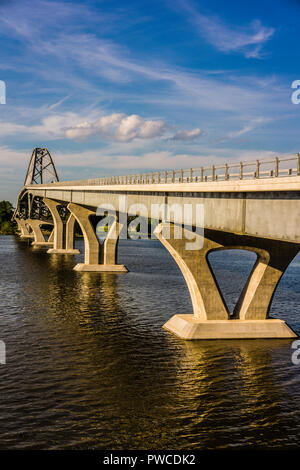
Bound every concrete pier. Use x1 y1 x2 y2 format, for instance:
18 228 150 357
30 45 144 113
163 316 297 339
16 218 34 239
27 219 54 247
67 202 127 272
155 222 300 339
43 198 80 255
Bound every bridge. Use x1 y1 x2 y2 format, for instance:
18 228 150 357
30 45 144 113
13 148 300 340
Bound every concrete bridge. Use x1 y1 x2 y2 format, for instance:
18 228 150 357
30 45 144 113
13 148 300 340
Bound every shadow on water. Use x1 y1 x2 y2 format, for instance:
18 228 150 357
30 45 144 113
0 236 300 449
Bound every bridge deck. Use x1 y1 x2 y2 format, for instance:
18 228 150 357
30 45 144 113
25 175 300 193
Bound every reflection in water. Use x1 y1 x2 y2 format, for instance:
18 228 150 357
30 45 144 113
0 236 300 449
177 340 300 448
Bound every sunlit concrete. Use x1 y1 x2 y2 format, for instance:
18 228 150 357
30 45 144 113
26 219 54 247
43 198 80 255
67 202 127 272
26 176 300 244
74 263 127 272
163 315 297 340
16 218 34 239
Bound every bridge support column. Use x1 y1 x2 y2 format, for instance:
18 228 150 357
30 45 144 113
67 203 127 272
43 198 80 254
155 223 298 339
16 218 33 239
103 219 125 265
65 214 80 252
28 219 54 247
15 218 23 235
234 243 300 321
155 223 228 322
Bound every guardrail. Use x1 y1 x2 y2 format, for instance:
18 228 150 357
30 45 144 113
40 153 300 186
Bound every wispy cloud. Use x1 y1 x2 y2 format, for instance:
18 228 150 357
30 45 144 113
0 112 90 139
47 95 70 111
217 117 271 142
0 1 280 113
172 128 203 141
175 0 275 58
26 31 281 114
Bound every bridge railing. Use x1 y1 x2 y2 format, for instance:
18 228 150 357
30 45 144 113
38 153 300 186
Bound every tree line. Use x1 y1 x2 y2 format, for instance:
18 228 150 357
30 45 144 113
0 201 16 234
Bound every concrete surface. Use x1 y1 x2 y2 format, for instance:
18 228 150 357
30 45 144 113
163 315 297 339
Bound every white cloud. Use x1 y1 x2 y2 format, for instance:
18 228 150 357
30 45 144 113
65 113 166 142
136 120 167 139
96 114 126 132
113 114 143 142
1 111 205 143
178 1 275 58
172 127 203 141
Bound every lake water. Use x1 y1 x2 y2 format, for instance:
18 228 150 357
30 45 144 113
1 235 300 450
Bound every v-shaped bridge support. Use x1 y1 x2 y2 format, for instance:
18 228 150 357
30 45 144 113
155 223 299 339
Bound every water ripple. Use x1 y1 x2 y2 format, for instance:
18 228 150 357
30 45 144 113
0 236 300 449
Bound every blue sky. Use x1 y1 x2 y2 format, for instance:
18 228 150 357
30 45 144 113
0 0 299 201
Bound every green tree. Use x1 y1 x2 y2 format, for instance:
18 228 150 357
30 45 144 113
0 201 16 234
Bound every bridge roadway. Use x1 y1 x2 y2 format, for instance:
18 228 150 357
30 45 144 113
15 174 300 340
